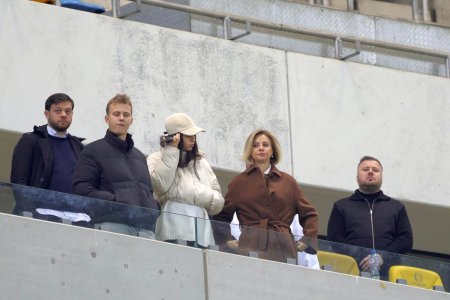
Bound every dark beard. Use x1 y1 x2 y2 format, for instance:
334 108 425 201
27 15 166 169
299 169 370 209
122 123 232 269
48 120 70 133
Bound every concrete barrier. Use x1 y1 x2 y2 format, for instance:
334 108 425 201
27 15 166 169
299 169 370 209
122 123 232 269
0 213 448 299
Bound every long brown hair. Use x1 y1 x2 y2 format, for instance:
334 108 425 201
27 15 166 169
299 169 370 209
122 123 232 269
178 134 202 179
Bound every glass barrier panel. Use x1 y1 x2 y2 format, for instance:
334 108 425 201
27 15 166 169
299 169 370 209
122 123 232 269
0 182 161 237
1 182 448 292
207 215 449 292
209 218 299 264
156 210 207 247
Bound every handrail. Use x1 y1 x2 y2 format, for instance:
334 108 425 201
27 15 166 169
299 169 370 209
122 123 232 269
122 0 450 77
305 0 432 23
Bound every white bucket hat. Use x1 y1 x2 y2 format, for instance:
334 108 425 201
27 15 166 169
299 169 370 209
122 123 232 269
165 113 205 136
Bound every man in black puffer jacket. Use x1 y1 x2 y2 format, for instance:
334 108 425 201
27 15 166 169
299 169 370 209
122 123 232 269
72 94 160 237
327 156 413 279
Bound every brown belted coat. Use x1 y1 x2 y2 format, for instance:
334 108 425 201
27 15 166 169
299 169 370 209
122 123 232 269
214 164 318 263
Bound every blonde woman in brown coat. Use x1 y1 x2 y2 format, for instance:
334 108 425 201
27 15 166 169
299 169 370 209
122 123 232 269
214 129 318 263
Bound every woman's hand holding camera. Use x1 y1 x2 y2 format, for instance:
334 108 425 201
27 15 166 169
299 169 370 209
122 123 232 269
169 133 181 148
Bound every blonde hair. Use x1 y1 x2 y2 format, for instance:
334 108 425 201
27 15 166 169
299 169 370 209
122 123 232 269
243 129 282 165
106 94 132 115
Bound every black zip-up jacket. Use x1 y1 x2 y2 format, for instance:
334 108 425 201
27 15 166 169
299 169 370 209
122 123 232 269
327 190 413 254
10 125 85 214
72 130 160 229
11 125 85 188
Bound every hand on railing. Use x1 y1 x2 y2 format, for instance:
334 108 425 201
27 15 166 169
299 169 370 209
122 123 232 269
296 241 308 252
226 240 239 251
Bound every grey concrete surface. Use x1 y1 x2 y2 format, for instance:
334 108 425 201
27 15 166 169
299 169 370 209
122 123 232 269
0 213 205 300
1 213 448 299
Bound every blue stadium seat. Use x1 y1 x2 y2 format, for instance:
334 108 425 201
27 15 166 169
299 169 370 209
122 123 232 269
61 0 105 14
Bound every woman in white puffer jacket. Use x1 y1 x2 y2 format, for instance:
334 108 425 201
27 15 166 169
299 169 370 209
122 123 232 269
147 113 224 247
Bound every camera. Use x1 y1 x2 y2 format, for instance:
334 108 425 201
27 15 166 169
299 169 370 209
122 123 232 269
160 132 176 147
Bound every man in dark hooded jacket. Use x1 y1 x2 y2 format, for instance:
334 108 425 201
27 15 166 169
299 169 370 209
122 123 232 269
10 93 88 225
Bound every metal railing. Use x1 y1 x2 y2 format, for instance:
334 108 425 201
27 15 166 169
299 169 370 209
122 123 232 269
110 0 450 77
309 0 433 22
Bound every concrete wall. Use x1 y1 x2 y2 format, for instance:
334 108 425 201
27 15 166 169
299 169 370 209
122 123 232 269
1 0 449 208
0 0 291 173
205 250 448 300
0 213 206 299
1 213 448 299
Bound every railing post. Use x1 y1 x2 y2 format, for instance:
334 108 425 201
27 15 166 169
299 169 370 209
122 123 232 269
136 0 142 12
412 0 423 21
224 17 232 40
248 251 259 258
335 37 342 59
422 0 430 22
286 257 297 265
347 0 355 11
111 0 121 18
194 216 199 248
446 56 450 78
22 211 33 218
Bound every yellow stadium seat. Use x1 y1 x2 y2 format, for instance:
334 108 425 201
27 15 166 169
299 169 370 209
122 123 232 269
317 251 360 276
389 265 445 291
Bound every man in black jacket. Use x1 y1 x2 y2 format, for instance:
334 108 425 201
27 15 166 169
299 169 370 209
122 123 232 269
327 156 413 278
72 94 159 237
10 93 88 224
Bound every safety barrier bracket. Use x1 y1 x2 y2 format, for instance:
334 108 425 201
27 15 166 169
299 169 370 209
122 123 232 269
112 0 142 18
224 17 251 41
335 37 361 61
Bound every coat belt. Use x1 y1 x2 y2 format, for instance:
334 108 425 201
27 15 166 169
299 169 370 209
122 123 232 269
242 219 291 250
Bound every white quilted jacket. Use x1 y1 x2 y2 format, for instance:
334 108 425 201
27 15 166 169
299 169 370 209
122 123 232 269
147 146 224 246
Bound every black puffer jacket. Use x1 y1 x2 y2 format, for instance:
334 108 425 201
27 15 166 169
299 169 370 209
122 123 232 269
327 190 413 254
72 130 160 228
